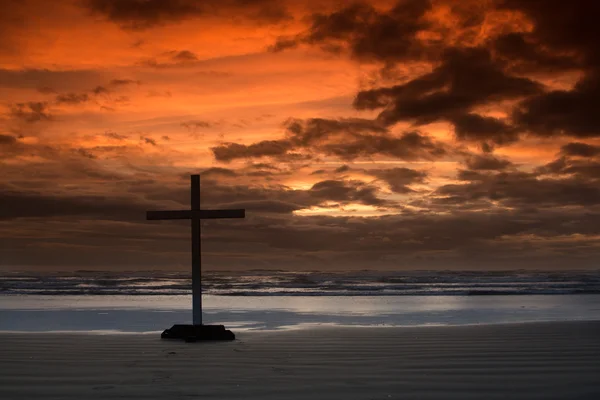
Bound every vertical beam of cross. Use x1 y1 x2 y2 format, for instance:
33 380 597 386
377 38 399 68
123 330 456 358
146 175 245 326
191 175 202 325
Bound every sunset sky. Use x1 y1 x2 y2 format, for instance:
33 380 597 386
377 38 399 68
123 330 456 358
2 0 600 271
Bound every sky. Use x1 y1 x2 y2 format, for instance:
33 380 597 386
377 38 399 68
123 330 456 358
1 0 600 272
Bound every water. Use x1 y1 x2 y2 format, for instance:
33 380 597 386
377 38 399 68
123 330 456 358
1 270 600 332
2 270 600 296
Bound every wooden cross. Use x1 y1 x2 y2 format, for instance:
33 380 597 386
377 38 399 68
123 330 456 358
147 175 245 325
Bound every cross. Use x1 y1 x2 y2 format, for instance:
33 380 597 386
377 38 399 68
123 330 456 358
146 174 245 325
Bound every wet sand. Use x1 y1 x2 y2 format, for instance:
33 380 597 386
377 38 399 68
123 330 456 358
1 321 599 399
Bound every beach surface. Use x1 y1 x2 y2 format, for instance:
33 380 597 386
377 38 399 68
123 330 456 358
1 321 599 399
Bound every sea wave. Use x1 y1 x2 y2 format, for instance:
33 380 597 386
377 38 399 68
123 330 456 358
1 270 600 296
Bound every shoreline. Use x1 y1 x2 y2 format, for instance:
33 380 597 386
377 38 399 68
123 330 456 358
1 318 600 335
3 293 600 332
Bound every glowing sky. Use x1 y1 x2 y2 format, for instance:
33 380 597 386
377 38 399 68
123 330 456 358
2 0 600 271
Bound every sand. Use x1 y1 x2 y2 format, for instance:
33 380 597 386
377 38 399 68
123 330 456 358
1 321 599 399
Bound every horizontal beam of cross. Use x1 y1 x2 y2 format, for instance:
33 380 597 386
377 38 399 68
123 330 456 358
147 209 245 220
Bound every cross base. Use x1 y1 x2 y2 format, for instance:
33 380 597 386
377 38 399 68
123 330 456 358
161 324 235 342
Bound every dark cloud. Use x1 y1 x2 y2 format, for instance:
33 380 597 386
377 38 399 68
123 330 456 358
212 118 446 162
88 0 290 30
248 163 280 171
182 120 212 130
561 142 600 158
213 200 302 214
366 167 426 193
201 167 238 178
271 0 432 62
88 0 198 29
212 140 292 162
561 161 600 181
456 169 488 182
308 179 389 207
9 102 52 122
170 50 199 62
464 154 513 171
513 73 600 138
498 0 600 68
7 205 600 270
0 69 102 91
285 117 387 142
492 32 581 73
37 78 140 109
537 147 600 180
73 148 98 159
55 93 90 105
4 164 600 270
494 2 600 140
136 176 392 216
450 113 518 145
0 134 18 145
0 188 151 221
354 47 541 129
92 85 110 95
435 171 600 208
104 132 129 140
109 79 141 86
140 50 202 68
141 136 157 146
320 130 446 161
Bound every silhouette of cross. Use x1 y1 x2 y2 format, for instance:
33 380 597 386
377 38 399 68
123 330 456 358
147 175 245 325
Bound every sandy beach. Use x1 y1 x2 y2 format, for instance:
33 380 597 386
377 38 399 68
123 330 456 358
1 321 599 399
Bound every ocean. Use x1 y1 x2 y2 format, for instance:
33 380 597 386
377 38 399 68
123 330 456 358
1 270 600 332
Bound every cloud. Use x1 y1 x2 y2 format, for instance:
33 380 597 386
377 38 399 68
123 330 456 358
561 142 600 158
354 47 541 128
200 167 238 178
104 131 129 140
0 187 152 221
271 0 432 62
9 102 52 122
87 0 205 29
0 69 103 91
498 0 600 68
109 79 141 86
133 176 392 216
449 113 518 145
211 117 446 162
435 171 600 208
308 179 390 207
212 140 292 162
492 32 581 73
513 73 600 138
212 199 302 214
366 167 427 193
87 0 291 30
334 165 350 173
0 134 18 145
55 93 90 105
141 50 202 68
181 120 212 130
5 0 600 271
170 50 199 62
537 143 600 181
141 136 157 146
463 154 513 171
